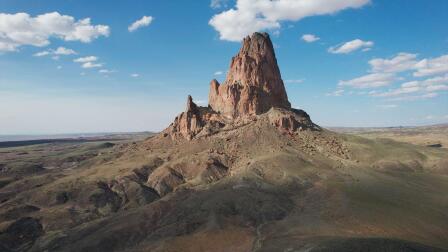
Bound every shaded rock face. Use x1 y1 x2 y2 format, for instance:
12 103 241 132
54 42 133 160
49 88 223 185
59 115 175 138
209 32 291 118
169 96 204 140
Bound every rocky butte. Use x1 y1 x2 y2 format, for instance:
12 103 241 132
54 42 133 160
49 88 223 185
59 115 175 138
166 32 318 140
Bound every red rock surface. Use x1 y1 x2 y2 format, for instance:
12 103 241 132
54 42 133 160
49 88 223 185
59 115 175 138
209 32 291 118
169 95 204 140
166 32 315 140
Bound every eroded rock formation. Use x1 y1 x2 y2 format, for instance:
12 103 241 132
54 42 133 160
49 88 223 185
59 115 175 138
168 96 204 140
166 32 317 140
209 32 291 118
167 95 225 140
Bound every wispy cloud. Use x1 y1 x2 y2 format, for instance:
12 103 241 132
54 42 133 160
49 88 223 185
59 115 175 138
326 89 344 97
33 47 77 58
74 56 98 63
329 39 373 54
82 62 102 68
369 53 418 73
210 0 229 9
33 51 50 57
413 55 448 77
301 34 320 43
99 69 114 74
73 55 103 69
128 16 153 32
339 73 396 89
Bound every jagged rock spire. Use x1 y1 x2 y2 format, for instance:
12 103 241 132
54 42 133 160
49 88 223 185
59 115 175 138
164 32 315 141
186 95 197 112
209 32 291 118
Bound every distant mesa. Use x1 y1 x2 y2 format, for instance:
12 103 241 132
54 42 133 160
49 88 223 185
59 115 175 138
165 32 317 140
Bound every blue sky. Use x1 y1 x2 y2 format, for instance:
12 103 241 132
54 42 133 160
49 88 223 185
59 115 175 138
0 0 447 134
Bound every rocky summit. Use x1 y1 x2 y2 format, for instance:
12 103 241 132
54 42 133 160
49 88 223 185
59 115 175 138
209 32 291 118
167 32 314 140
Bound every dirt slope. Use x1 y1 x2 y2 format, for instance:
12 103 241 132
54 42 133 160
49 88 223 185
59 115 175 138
1 109 447 251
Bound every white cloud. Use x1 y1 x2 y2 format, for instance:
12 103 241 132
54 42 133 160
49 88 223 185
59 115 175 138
80 72 86 76
214 71 224 75
413 55 448 77
285 79 305 84
209 0 370 42
211 0 229 9
426 84 448 92
74 55 104 69
365 53 448 77
369 75 448 100
99 69 114 74
33 46 76 57
326 89 344 96
338 53 448 101
74 56 98 63
369 53 418 73
57 65 62 70
339 73 396 89
328 39 373 54
301 34 320 43
0 12 110 52
54 46 76 55
128 16 153 32
420 74 448 86
131 73 140 78
33 51 50 57
82 62 102 68
370 81 421 97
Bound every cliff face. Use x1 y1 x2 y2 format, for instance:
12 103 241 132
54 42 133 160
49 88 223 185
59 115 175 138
209 32 291 118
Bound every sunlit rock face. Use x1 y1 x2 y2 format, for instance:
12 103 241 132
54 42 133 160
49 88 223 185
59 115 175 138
166 32 314 140
208 32 291 119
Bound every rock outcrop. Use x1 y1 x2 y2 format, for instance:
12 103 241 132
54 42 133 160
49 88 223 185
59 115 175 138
168 96 204 140
167 96 225 140
209 32 291 118
166 32 316 140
